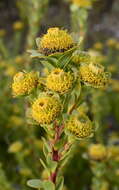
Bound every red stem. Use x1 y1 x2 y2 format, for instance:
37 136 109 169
49 122 64 184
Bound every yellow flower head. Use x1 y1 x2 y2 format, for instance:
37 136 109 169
46 68 74 94
109 79 119 92
15 56 24 64
88 144 107 160
100 181 109 190
115 169 119 176
108 65 117 73
13 21 24 30
12 71 38 97
79 62 110 88
5 66 17 77
38 27 74 55
8 141 23 153
0 29 6 37
71 0 92 8
20 168 32 177
107 145 119 160
32 95 62 125
9 116 24 127
93 42 103 50
106 38 117 48
65 114 93 139
72 51 91 64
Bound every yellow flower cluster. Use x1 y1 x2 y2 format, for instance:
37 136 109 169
38 27 74 55
107 146 119 160
89 62 104 74
32 96 61 124
65 114 93 139
9 116 24 127
71 0 92 7
108 65 117 73
109 79 119 92
0 29 6 37
93 42 103 51
79 62 109 88
13 21 24 30
106 38 117 48
5 65 17 77
8 141 23 153
12 71 38 97
46 68 74 94
20 168 32 177
15 56 24 64
100 181 109 190
88 144 107 161
72 51 91 64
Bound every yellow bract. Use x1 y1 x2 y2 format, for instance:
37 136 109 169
32 96 61 125
38 27 74 55
12 71 38 97
88 144 107 160
65 114 93 139
79 63 109 88
46 68 74 94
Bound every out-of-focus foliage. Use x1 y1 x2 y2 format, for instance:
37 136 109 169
0 0 119 190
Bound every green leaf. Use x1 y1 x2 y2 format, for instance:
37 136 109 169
40 159 48 170
56 47 77 69
43 143 48 158
36 37 41 47
27 179 42 189
46 155 58 172
27 49 44 58
42 137 51 152
46 57 58 67
56 176 64 190
54 137 67 150
56 52 72 69
42 180 55 190
59 155 70 168
62 94 71 113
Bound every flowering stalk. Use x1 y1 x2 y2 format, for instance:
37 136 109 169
87 143 119 190
12 27 110 190
70 0 93 37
